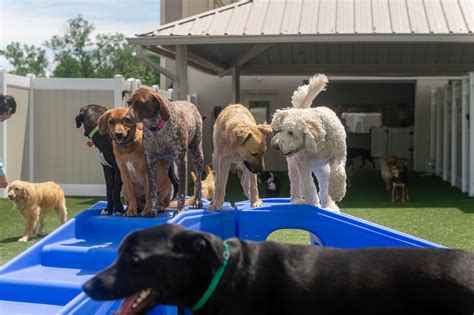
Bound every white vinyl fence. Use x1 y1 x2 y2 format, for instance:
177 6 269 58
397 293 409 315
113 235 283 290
0 68 171 197
431 72 474 196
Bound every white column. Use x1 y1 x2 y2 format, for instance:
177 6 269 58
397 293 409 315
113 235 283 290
113 75 124 108
461 76 469 193
231 66 240 104
451 81 458 187
442 84 450 182
0 68 7 198
435 89 443 177
175 45 189 195
430 89 436 162
27 74 35 182
175 45 188 101
469 72 474 196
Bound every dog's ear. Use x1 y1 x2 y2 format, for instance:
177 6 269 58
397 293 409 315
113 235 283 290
257 124 273 139
173 231 223 267
304 118 326 152
150 92 171 121
75 112 84 128
231 125 252 145
205 164 214 175
98 111 111 135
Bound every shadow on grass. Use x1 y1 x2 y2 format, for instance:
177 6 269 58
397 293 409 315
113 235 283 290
0 234 46 244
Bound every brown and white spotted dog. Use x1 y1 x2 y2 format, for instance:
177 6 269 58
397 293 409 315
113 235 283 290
126 87 204 216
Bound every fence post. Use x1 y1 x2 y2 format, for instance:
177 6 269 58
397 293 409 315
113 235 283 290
114 75 124 108
27 73 35 182
469 72 474 197
0 68 6 198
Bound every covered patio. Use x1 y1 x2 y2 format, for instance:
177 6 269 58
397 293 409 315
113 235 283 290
127 0 474 194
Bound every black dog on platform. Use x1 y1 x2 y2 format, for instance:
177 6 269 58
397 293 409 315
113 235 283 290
258 171 281 198
83 224 474 315
76 104 124 215
347 147 376 169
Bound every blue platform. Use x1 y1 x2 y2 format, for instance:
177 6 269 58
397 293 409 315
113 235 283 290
0 198 444 314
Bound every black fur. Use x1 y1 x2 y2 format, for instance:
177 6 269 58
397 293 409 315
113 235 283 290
83 224 474 315
75 104 124 215
258 171 281 198
347 148 375 169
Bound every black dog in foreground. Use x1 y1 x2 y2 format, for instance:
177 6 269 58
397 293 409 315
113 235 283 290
83 224 474 315
76 104 124 215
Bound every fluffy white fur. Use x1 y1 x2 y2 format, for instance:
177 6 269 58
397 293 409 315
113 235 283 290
271 74 347 212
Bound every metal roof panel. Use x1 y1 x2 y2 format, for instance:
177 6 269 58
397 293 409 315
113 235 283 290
423 0 449 33
354 0 373 34
441 0 468 33
389 0 411 33
336 0 355 34
372 0 392 33
318 0 337 33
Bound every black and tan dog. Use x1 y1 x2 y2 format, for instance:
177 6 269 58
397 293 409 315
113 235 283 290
126 87 204 215
76 104 124 215
83 224 474 315
390 163 410 202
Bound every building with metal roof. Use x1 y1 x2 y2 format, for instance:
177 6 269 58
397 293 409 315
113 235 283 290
127 0 474 195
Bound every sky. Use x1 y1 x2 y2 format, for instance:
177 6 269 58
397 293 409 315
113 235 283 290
0 0 161 71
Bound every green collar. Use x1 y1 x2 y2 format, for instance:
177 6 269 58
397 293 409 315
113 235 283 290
88 125 99 139
191 241 230 312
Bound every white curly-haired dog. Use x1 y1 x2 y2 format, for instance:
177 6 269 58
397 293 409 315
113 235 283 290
271 74 346 212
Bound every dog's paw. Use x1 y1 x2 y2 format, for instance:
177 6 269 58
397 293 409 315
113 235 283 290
209 202 222 210
141 210 157 218
18 236 29 242
291 197 305 204
251 200 264 208
101 208 113 216
173 209 186 217
193 200 203 209
124 209 138 217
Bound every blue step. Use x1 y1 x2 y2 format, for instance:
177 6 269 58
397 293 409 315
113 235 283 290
42 239 119 269
0 300 64 315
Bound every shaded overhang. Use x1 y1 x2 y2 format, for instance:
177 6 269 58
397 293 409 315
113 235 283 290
127 0 474 77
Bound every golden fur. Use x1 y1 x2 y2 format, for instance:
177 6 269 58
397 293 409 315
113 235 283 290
8 180 67 242
170 164 215 207
98 108 172 216
210 104 272 210
379 155 399 191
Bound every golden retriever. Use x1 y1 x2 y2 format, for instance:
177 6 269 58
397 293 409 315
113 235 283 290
210 104 272 210
98 108 172 216
8 180 67 242
169 164 215 208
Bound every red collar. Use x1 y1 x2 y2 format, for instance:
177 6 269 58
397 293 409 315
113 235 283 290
144 118 166 132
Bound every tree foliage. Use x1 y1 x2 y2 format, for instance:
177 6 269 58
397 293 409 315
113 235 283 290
1 15 160 85
0 42 48 77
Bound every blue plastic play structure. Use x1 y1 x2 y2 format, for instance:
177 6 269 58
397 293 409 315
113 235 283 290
0 198 444 314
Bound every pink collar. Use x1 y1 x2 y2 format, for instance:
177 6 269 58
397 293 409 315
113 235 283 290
144 118 166 131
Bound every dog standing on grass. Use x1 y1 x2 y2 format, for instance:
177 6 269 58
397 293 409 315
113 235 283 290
390 163 410 202
210 104 272 210
126 87 204 215
8 180 67 242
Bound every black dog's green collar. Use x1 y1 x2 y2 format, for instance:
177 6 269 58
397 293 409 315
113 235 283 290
191 241 230 312
88 125 99 139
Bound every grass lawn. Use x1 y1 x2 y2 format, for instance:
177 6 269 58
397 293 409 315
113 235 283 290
1 171 473 265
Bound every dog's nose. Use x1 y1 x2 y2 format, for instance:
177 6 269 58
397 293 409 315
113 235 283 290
114 132 123 139
273 144 280 151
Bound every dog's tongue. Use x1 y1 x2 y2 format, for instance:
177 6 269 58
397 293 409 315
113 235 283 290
113 292 141 315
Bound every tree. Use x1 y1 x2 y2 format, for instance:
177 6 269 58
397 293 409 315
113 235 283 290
45 15 160 85
45 15 95 78
0 42 48 76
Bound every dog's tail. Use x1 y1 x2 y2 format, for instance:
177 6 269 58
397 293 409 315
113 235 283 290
291 74 328 109
329 159 347 202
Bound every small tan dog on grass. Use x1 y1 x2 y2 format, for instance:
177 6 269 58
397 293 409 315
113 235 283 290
210 104 272 210
8 180 67 242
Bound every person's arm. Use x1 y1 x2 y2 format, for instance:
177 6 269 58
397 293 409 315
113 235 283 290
0 161 7 189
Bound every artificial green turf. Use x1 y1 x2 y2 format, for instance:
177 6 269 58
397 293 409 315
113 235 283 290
1 171 473 265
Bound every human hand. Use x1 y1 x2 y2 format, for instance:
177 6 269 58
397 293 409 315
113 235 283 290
0 175 8 188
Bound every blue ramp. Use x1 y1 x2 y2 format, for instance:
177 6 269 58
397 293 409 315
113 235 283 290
0 199 443 314
0 201 235 315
